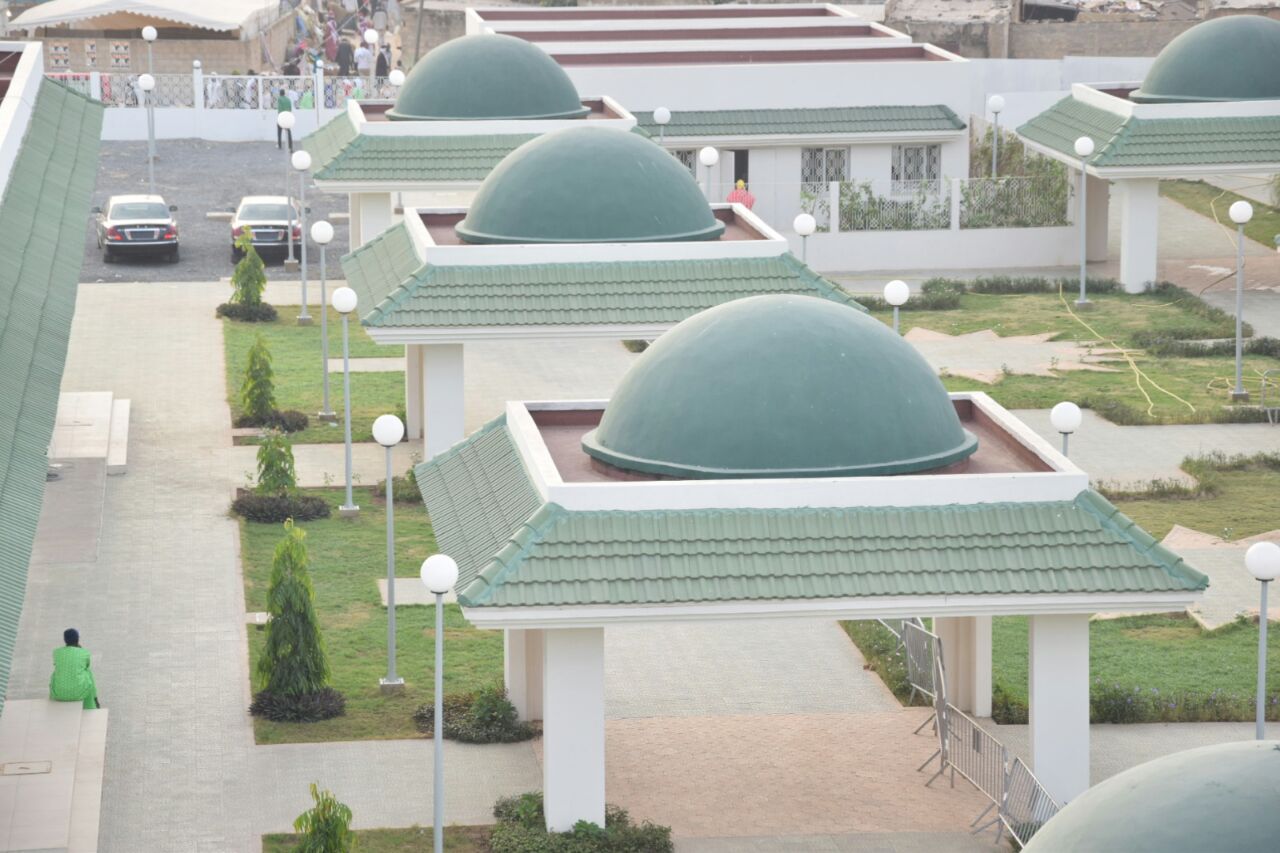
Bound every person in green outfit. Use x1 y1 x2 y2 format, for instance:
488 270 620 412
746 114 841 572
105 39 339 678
276 88 293 151
49 628 99 710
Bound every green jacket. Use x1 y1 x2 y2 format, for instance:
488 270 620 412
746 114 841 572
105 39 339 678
49 645 98 709
276 93 292 113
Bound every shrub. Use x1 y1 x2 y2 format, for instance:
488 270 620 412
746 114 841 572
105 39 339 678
991 682 1028 725
840 620 922 706
216 302 278 322
290 782 354 852
256 430 297 495
232 493 330 524
621 339 650 353
252 522 342 722
234 409 310 433
231 232 267 307
373 465 421 503
413 685 536 744
241 336 277 423
490 792 674 853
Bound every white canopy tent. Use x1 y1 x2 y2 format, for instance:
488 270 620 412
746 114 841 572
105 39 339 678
12 0 282 35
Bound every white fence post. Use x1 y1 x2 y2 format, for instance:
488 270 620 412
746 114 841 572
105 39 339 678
89 71 102 101
829 180 841 234
951 177 963 231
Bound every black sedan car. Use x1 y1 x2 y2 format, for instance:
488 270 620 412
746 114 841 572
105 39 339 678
93 194 179 263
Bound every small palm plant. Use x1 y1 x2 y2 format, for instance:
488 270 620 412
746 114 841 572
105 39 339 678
240 336 277 425
231 232 267 307
292 783 354 853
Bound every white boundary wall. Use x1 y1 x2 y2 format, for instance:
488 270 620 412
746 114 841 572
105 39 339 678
794 225 1078 273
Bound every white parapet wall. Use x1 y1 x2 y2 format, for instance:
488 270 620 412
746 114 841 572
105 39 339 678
796 225 1079 273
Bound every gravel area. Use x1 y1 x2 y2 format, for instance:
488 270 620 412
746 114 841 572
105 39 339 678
82 139 351 283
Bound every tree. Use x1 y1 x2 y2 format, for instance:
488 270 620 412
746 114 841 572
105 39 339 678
240 335 277 424
255 430 297 495
256 521 330 697
292 783 354 853
231 232 267 307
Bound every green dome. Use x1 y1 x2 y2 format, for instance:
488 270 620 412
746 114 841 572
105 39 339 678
456 126 725 244
1131 16 1280 103
1025 741 1280 852
581 295 977 478
386 34 589 121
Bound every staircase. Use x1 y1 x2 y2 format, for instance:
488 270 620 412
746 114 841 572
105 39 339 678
47 391 130 475
0 700 108 852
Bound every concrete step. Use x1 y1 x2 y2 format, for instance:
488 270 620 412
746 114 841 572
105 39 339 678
106 398 130 475
67 709 108 853
0 699 83 852
48 392 114 461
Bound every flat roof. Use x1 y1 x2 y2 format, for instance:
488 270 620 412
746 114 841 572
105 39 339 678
418 206 769 246
505 24 892 42
551 45 952 66
477 5 839 20
360 97 624 123
532 398 1053 484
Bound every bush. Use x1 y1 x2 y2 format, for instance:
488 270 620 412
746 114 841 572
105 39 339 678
256 430 297 495
216 302 278 322
232 493 330 524
291 783 354 853
235 409 310 433
490 792 674 853
991 682 1028 725
249 688 346 723
373 466 421 504
621 340 650 353
413 685 536 744
241 336 277 422
231 232 268 307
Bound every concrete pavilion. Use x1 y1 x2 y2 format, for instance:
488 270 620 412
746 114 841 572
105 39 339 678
1016 15 1280 293
413 294 1208 831
340 123 861 454
303 33 637 247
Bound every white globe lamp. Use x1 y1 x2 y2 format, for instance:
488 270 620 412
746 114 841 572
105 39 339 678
1073 136 1095 159
987 94 1005 115
277 110 296 131
884 279 910 307
373 414 405 448
1246 541 1280 582
421 554 459 594
1050 401 1083 456
1230 200 1254 225
793 213 816 238
138 73 155 92
332 286 358 314
142 25 157 42
311 220 334 245
291 150 312 171
389 68 406 87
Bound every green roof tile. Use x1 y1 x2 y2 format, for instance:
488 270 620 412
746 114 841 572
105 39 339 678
302 110 359 174
311 132 536 183
635 105 966 138
416 427 1207 609
343 240 863 328
1018 96 1280 168
0 79 104 713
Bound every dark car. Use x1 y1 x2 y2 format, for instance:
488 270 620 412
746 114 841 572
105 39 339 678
231 195 302 262
94 194 179 263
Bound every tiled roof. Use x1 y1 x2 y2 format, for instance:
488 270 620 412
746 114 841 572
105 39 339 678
309 130 535 183
343 225 862 328
0 79 104 712
301 110 359 175
416 424 1208 609
1018 96 1280 168
635 105 966 138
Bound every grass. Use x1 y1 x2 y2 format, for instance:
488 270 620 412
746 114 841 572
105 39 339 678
262 825 489 852
1162 179 1280 251
242 488 504 744
866 289 1280 423
223 306 405 444
1107 453 1280 540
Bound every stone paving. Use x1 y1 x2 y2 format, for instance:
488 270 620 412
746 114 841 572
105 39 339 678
905 328 1123 383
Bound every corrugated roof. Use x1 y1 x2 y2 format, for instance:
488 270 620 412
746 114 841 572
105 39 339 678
416 422 1207 610
0 79 104 713
635 105 966 138
311 131 536 183
1018 96 1280 168
343 228 862 328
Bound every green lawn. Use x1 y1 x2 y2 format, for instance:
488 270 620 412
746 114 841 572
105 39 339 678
866 290 1280 423
1109 455 1280 540
242 488 504 744
263 825 489 852
1162 179 1280 250
223 306 405 444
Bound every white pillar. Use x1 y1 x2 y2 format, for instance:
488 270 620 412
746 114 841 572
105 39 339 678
542 627 606 832
828 180 841 234
950 177 963 231
404 343 423 440
934 615 992 717
1029 613 1090 803
504 628 544 721
1118 178 1159 294
347 192 362 250
1085 174 1109 263
356 191 393 247
422 343 464 460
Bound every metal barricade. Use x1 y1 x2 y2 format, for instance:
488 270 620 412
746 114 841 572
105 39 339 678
902 620 939 703
917 653 950 780
998 758 1061 846
943 703 1009 832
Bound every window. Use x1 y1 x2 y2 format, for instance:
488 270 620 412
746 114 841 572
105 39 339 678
892 144 941 195
672 149 696 177
110 41 131 69
49 43 70 69
800 147 848 190
84 40 98 68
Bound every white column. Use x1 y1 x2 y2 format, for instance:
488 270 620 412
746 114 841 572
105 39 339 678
404 343 423 440
542 628 606 832
934 615 992 717
421 343 464 460
504 628 544 721
356 191 393 247
347 192 362 251
828 180 841 234
1118 178 1159 294
950 177 963 231
1029 613 1090 803
1085 174 1109 263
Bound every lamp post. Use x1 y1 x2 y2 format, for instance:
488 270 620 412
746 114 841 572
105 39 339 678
292 150 313 325
1050 400 1082 457
364 28 379 97
987 94 1004 178
142 26 157 156
333 286 359 516
138 73 157 195
793 213 816 263
1073 136 1094 308
278 111 298 267
884 279 910 334
698 146 719 201
1229 200 1254 402
421 553 459 853
311 220 337 423
1245 541 1280 740
389 67 405 93
375 414 406 692
653 106 671 144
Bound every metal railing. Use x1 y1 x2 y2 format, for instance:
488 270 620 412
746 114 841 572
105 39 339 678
959 175 1071 230
998 758 1061 847
100 72 194 107
945 704 1009 832
46 72 93 97
903 620 940 703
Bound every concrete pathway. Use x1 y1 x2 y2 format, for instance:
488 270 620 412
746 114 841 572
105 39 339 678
1206 173 1277 209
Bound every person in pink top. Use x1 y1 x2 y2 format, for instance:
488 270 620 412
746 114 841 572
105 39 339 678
726 179 756 210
